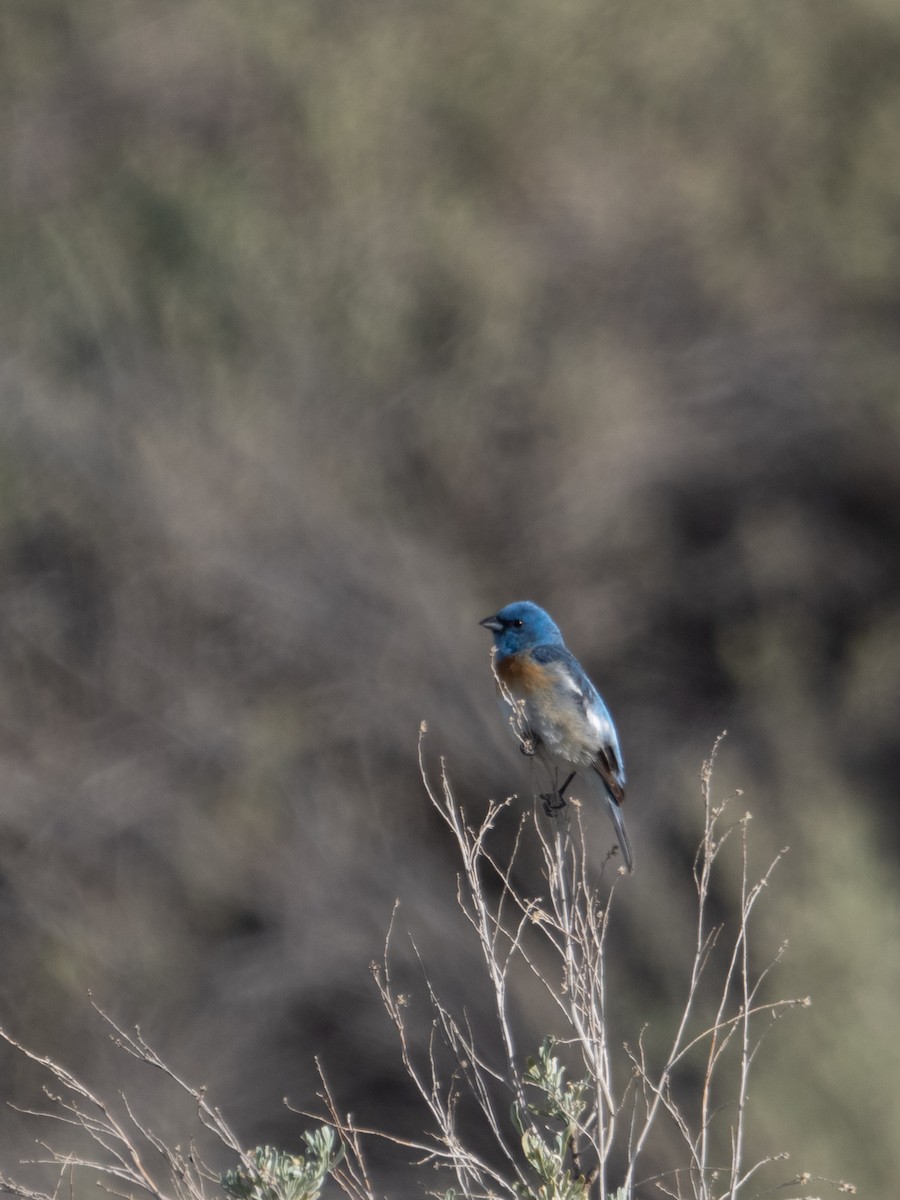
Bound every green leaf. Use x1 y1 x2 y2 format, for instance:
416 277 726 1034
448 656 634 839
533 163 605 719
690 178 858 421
222 1130 345 1200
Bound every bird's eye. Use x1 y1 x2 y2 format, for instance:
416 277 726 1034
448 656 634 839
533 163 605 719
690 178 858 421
512 619 524 629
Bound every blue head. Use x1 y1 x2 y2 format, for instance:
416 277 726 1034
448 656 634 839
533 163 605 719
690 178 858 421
479 601 565 660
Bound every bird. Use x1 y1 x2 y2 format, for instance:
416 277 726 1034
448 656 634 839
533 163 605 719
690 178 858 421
479 600 633 872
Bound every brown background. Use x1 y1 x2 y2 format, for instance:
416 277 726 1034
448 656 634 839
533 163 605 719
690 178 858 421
1 2 898 1196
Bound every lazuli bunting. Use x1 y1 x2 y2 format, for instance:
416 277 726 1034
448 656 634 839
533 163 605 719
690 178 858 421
480 601 634 873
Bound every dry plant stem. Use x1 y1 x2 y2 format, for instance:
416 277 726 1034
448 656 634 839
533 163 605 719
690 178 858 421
0 729 835 1200
693 817 789 1200
621 735 729 1197
418 727 526 1103
418 724 793 1200
476 619 858 1187
302 1063 376 1200
416 725 623 1198
539 815 617 1200
372 916 522 1198
407 729 534 1197
0 1002 247 1200
623 736 799 1200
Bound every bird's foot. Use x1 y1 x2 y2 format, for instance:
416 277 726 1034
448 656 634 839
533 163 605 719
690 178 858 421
541 791 567 817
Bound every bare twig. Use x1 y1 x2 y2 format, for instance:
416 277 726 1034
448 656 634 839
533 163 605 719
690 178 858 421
1 732 849 1200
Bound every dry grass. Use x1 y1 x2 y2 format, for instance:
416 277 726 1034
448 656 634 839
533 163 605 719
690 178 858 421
0 739 856 1200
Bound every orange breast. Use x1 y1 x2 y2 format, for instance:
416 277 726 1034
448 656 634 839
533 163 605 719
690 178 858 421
496 653 551 695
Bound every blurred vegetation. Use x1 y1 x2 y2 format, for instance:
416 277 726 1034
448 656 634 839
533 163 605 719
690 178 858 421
0 0 899 1195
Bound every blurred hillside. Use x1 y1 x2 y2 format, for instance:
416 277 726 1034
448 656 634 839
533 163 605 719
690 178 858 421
1 1 899 1196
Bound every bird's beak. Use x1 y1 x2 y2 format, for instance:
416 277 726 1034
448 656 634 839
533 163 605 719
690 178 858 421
479 615 504 633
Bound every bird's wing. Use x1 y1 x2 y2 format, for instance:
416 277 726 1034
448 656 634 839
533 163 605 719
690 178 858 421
593 741 626 806
532 644 626 800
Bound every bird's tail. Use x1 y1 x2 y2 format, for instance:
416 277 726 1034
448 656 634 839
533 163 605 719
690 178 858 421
601 790 634 873
565 769 635 873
